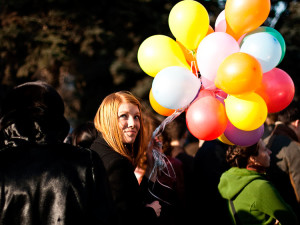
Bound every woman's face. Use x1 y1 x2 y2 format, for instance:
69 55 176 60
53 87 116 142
254 139 272 168
118 102 141 144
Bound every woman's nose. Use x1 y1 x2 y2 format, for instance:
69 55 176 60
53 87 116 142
268 148 272 155
128 116 135 127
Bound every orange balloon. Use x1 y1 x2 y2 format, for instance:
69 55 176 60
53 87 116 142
149 89 175 116
206 25 214 36
225 0 271 40
177 40 197 67
215 52 263 95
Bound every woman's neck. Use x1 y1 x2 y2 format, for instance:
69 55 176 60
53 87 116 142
246 164 267 174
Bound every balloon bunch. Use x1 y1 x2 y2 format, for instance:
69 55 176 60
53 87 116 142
138 0 295 147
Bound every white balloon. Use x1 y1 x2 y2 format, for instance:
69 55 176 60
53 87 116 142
152 66 201 110
215 10 226 32
240 32 282 73
196 32 240 82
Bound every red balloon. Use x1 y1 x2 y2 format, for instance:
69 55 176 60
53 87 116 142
186 95 228 140
255 68 295 113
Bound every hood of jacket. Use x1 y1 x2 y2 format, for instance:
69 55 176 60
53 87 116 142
218 167 264 200
0 118 69 148
0 81 70 147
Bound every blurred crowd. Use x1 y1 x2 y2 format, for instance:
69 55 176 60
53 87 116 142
0 81 299 225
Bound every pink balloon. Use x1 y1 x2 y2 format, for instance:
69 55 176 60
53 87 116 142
255 68 295 113
195 89 215 100
224 121 264 146
215 10 226 32
201 76 217 90
186 95 228 141
196 32 240 83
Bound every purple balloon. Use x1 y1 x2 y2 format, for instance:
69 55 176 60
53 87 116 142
224 121 264 146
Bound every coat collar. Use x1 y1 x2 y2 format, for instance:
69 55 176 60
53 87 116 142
271 123 299 142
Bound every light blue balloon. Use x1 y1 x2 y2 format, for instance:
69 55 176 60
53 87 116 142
242 26 286 65
240 32 282 73
152 66 201 110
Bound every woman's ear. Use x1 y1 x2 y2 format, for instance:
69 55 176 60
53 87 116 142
248 156 256 165
295 119 300 128
291 119 300 128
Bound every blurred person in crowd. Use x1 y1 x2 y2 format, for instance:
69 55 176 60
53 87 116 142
262 113 278 140
164 113 194 224
90 91 161 225
191 138 232 225
0 81 116 225
183 131 200 157
264 100 300 219
218 139 298 225
70 121 98 148
153 122 186 225
165 113 194 166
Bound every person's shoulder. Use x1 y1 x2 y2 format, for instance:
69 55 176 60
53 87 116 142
0 143 104 172
176 151 193 163
286 140 300 149
277 140 300 159
249 178 284 200
44 143 99 161
247 177 275 192
277 140 300 152
91 138 123 160
90 137 131 171
167 155 183 168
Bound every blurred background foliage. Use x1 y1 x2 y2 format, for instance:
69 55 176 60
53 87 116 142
0 0 299 128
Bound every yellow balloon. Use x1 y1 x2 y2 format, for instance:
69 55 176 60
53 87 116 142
225 93 267 131
137 35 190 77
218 133 234 145
168 0 209 50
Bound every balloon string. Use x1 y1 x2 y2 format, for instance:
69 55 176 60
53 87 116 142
147 108 187 205
151 109 184 139
147 150 176 205
215 90 227 100
200 75 228 101
147 65 202 204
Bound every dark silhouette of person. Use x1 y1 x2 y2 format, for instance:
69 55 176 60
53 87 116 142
191 139 232 224
0 81 117 225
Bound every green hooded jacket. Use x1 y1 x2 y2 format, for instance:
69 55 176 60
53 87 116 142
218 167 298 225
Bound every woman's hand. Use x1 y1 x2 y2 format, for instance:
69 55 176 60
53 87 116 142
146 200 161 217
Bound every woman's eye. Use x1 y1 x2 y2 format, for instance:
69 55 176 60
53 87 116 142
119 114 127 119
134 115 140 120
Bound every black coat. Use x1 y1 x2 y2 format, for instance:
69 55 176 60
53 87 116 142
0 81 117 225
0 143 117 225
90 135 158 225
0 122 117 225
191 140 232 225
